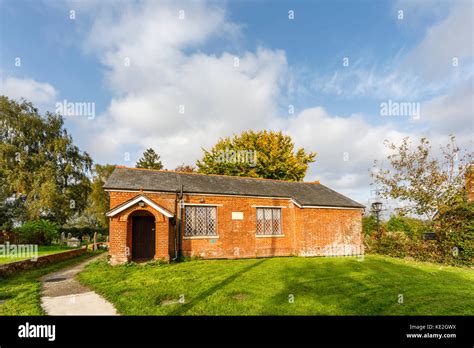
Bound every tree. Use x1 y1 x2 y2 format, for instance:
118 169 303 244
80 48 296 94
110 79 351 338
174 164 196 173
136 148 163 170
0 97 92 225
371 135 472 222
14 219 59 245
196 130 316 181
66 164 115 229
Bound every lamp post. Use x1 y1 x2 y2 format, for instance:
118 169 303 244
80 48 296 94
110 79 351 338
371 201 383 239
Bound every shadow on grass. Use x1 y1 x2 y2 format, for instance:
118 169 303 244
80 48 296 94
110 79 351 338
266 256 474 315
170 259 267 315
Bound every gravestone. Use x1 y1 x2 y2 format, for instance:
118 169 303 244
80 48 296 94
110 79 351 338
60 232 66 245
67 237 80 248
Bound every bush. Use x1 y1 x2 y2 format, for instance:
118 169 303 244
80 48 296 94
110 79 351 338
436 202 474 266
362 216 378 237
14 219 60 245
365 231 439 262
366 204 473 266
386 216 428 240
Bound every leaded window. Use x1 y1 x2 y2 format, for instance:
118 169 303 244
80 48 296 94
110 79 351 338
256 208 282 235
184 206 217 237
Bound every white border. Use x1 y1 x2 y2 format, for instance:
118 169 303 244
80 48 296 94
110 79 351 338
106 195 174 218
183 235 220 240
256 234 285 238
300 205 364 210
251 205 287 208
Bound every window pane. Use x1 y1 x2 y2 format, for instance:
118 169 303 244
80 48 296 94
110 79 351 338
256 208 281 235
272 209 281 234
264 208 272 234
184 206 217 236
195 207 206 235
256 208 264 234
206 207 217 235
184 207 193 236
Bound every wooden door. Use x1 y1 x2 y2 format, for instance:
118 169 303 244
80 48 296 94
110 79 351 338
132 216 155 260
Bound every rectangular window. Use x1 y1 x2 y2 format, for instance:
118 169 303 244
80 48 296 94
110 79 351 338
184 206 217 237
256 208 282 235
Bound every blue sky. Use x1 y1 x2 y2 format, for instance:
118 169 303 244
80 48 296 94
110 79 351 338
1 0 472 207
1 0 438 116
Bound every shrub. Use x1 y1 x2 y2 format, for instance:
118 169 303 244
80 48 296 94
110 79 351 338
366 205 472 266
14 219 60 245
386 216 428 240
362 216 378 237
436 202 474 266
366 231 440 262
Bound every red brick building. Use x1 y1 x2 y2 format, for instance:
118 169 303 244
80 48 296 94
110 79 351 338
104 166 365 264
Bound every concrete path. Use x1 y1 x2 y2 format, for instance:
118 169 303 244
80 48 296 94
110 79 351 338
40 253 118 315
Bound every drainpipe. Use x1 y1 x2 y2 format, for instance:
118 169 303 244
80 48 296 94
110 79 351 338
178 184 184 259
172 191 179 261
172 183 184 261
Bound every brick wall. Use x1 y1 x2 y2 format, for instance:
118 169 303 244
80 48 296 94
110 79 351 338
0 247 88 277
108 190 363 264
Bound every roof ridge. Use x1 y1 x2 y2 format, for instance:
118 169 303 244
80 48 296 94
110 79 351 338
115 165 320 185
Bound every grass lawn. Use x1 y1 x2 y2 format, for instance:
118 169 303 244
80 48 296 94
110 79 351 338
77 254 474 316
0 251 100 315
0 245 79 264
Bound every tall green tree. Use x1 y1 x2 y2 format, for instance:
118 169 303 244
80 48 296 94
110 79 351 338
196 130 316 181
136 148 163 170
0 96 92 225
67 164 115 229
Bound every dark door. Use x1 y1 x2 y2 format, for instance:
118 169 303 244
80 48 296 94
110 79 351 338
132 216 155 260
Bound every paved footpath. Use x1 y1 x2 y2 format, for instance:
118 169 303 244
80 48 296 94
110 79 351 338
40 253 118 315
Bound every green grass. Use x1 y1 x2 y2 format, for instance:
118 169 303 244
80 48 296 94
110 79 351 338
0 251 100 315
0 245 79 264
77 255 474 316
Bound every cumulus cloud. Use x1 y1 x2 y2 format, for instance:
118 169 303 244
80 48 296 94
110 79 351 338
421 77 474 136
80 1 287 166
284 107 411 202
68 0 470 207
0 76 58 104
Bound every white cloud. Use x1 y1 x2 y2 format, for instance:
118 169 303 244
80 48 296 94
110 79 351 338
315 65 424 100
0 76 58 104
315 1 473 100
71 0 471 208
284 107 410 203
401 2 473 84
80 1 287 165
421 77 474 135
